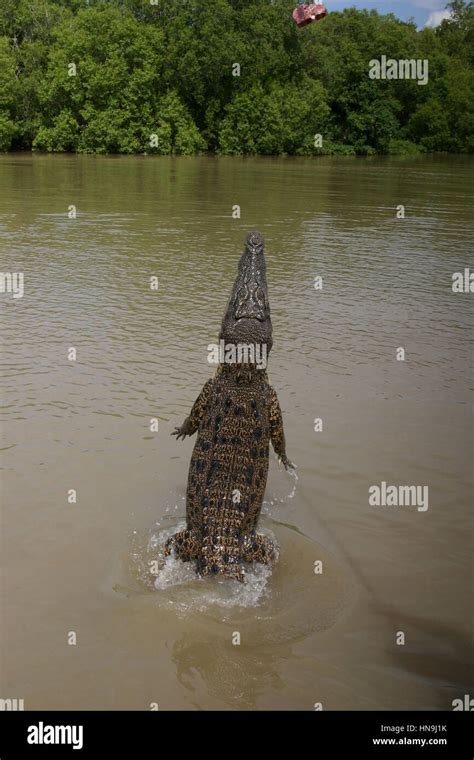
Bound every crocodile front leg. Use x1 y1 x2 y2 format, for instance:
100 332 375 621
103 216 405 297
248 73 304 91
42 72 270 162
171 378 213 440
269 387 294 470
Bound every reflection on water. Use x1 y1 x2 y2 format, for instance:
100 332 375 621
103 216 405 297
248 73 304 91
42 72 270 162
126 519 357 709
0 154 472 710
172 635 290 710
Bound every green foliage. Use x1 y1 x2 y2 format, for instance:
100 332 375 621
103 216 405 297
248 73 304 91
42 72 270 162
386 138 422 154
151 91 207 155
34 110 79 152
0 0 472 154
0 36 16 150
218 79 330 155
31 4 167 153
407 98 453 151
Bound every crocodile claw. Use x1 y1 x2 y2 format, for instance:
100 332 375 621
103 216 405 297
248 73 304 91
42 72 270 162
171 426 187 440
279 454 295 471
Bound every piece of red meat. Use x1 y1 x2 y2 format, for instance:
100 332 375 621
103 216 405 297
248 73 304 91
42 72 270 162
292 3 328 27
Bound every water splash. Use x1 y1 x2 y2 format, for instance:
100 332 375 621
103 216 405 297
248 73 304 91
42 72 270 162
130 519 275 610
263 461 298 512
286 466 298 499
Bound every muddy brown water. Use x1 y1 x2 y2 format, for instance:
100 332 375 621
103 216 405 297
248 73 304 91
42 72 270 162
0 154 472 710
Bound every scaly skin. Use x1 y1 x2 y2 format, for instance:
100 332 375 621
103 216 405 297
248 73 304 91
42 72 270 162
165 232 293 582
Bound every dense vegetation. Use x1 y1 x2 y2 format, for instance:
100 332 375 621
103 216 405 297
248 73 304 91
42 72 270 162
0 0 472 155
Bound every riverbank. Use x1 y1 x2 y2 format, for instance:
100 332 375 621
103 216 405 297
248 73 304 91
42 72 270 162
1 2 472 155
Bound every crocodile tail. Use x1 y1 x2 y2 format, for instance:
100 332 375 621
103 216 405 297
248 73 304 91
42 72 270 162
164 529 200 561
196 553 246 583
198 493 246 581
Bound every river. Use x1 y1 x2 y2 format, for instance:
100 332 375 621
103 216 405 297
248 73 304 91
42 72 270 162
0 153 472 709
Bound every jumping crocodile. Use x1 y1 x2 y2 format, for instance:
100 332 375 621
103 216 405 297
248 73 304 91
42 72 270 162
164 231 293 582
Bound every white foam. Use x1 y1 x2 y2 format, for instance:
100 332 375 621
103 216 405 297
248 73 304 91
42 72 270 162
153 552 198 590
133 519 275 609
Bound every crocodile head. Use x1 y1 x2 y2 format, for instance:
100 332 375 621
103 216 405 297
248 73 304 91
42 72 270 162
219 231 273 366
